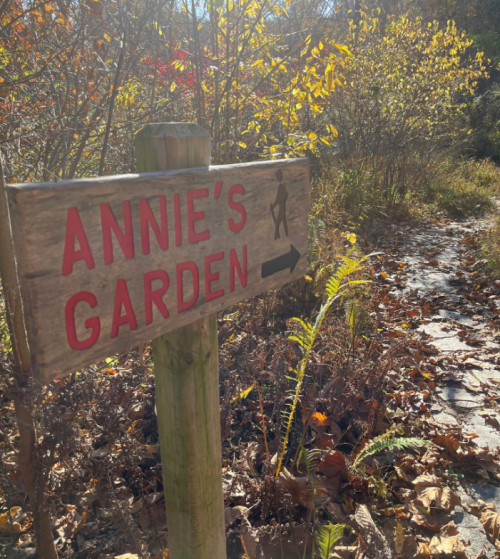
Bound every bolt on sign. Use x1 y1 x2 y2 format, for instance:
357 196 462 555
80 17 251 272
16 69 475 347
7 158 309 382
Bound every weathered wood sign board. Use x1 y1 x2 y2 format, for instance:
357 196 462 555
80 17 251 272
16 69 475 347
7 158 309 382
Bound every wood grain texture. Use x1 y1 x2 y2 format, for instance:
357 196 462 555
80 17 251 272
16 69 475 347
138 123 226 559
8 148 309 381
153 314 223 559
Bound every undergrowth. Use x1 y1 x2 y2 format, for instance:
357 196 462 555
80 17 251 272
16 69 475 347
352 431 431 470
276 248 370 477
419 158 500 217
312 157 500 230
484 215 500 277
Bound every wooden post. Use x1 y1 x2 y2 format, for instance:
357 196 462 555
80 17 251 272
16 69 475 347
0 158 59 559
134 123 226 559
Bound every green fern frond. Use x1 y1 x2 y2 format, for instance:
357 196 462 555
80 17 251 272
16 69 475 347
315 523 345 559
298 439 323 477
345 299 358 337
352 436 431 469
275 253 369 478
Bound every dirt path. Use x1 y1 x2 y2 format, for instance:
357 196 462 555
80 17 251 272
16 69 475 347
372 205 500 557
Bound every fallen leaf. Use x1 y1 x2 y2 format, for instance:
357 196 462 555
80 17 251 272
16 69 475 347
416 486 461 510
354 504 393 558
413 475 461 510
278 468 328 509
225 505 249 527
412 474 442 487
417 542 431 558
0 507 27 534
466 500 500 542
429 522 469 557
319 451 347 479
485 416 500 431
130 499 143 514
395 521 404 555
311 411 329 427
433 434 461 457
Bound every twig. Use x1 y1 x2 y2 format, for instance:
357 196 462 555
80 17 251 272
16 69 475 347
256 382 269 460
240 534 251 559
98 20 126 176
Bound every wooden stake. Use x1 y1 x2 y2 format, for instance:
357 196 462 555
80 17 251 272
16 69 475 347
0 157 59 559
134 123 226 559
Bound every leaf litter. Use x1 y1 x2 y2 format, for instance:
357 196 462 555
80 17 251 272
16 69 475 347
0 206 499 557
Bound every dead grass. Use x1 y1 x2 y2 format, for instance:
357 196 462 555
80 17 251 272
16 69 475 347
484 215 500 278
420 158 500 218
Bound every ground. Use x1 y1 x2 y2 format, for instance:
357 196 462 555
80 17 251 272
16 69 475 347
1 203 500 559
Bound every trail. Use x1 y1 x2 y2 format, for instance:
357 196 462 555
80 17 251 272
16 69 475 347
372 205 500 557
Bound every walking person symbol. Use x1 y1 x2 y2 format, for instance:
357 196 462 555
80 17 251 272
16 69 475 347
270 169 288 240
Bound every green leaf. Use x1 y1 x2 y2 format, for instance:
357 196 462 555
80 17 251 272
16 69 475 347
315 523 344 559
353 437 431 469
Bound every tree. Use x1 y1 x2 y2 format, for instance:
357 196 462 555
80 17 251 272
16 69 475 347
326 13 487 210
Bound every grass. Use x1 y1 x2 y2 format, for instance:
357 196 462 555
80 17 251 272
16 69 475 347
484 216 500 278
419 158 500 218
313 156 500 233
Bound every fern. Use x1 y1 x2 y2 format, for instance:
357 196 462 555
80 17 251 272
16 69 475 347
298 439 324 511
352 435 431 469
275 253 370 478
345 298 361 342
315 523 345 559
298 439 322 477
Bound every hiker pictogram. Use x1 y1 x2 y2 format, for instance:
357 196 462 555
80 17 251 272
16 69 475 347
270 169 288 240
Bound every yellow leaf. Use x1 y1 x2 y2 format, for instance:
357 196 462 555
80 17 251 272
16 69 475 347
346 232 356 244
232 383 256 404
325 64 333 91
319 41 324 50
170 82 177 92
103 33 111 42
311 412 329 426
395 522 405 555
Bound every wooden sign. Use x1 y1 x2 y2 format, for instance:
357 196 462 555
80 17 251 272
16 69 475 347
7 158 309 381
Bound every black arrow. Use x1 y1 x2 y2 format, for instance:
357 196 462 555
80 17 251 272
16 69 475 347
261 245 301 278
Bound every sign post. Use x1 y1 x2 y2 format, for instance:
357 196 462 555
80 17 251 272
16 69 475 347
135 123 225 559
6 122 310 558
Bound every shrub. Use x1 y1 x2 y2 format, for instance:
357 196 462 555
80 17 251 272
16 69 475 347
323 13 488 212
471 84 500 163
